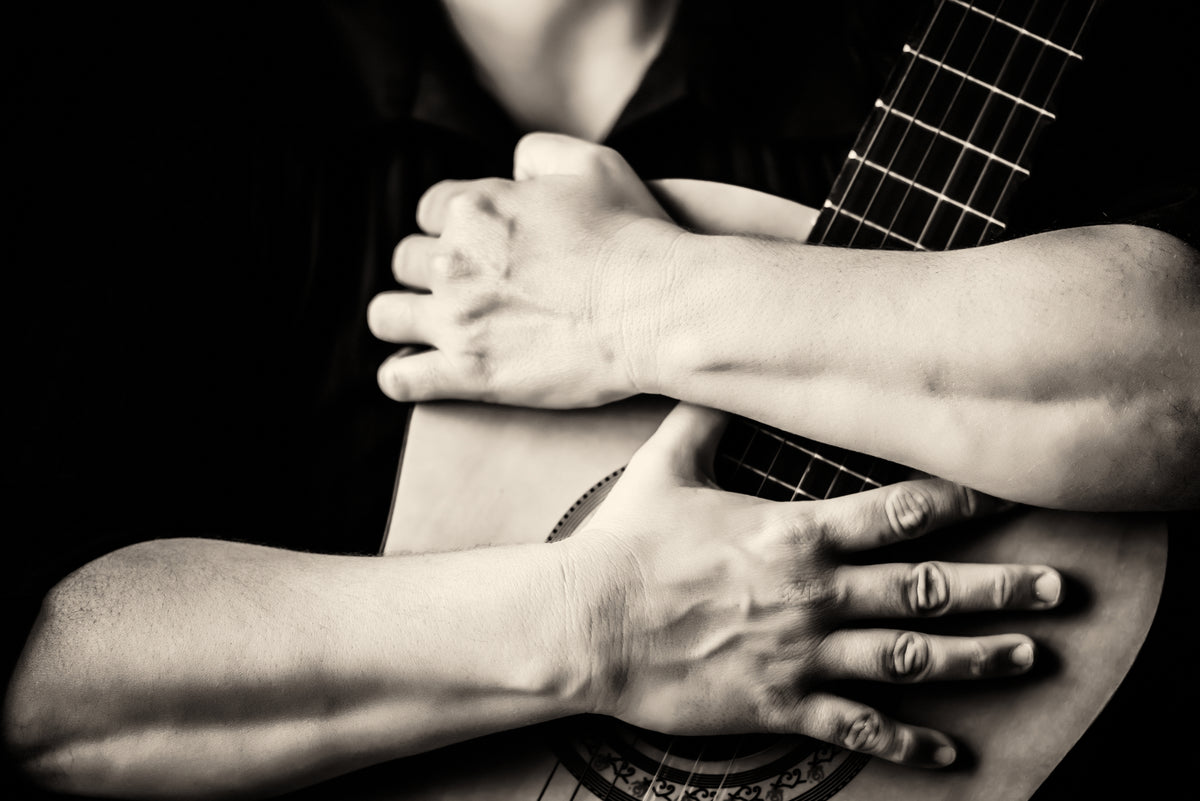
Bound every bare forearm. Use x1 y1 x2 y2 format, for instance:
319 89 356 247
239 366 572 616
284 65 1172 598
3 538 593 799
648 224 1200 510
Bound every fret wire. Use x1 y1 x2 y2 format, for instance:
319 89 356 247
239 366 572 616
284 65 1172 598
822 201 928 251
876 101 1030 176
730 3 1097 504
751 425 884 488
949 0 1083 59
848 150 1007 228
940 0 1081 248
915 0 1049 249
789 457 818 502
720 455 821 501
877 0 1015 250
729 420 757 478
814 2 1004 495
971 0 1099 247
842 0 990 251
814 0 954 248
755 437 787 498
902 43 1056 118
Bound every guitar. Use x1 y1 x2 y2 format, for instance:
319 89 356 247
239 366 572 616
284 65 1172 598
374 2 1168 799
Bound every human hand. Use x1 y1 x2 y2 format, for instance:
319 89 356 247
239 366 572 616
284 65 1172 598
563 403 1062 768
368 133 681 407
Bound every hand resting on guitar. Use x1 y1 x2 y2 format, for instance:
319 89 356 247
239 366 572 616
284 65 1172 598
4 404 1057 798
369 133 1200 512
563 403 1059 769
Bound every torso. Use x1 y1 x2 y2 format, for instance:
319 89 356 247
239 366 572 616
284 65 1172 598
439 0 680 141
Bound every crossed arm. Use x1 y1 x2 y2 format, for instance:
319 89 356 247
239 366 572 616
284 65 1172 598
7 133 1194 799
5 407 1057 798
369 134 1200 511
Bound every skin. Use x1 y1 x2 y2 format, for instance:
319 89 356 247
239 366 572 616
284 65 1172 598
6 3 1160 797
369 133 1200 511
3 404 1061 799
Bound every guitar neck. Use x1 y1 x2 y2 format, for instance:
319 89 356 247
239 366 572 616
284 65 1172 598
716 0 1099 501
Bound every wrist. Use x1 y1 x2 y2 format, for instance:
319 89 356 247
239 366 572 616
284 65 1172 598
638 231 760 400
555 534 640 717
606 223 705 397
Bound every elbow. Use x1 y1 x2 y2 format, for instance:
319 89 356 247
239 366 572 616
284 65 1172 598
1027 392 1200 512
3 581 97 796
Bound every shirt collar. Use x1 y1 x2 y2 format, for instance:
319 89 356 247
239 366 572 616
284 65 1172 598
326 0 690 146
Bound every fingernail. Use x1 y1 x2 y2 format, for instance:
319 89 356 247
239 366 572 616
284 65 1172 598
1033 570 1062 605
1010 641 1035 668
933 744 957 766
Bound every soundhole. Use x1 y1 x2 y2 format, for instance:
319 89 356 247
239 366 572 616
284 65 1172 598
545 474 869 800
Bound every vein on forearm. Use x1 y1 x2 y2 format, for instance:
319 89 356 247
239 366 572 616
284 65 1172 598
658 224 1200 509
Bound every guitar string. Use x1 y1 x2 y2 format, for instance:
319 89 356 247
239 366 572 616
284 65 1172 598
709 3 1100 796
843 0 1002 253
542 4 1042 799
724 0 963 507
709 734 746 801
934 0 1064 247
598 731 642 801
697 4 982 797
838 0 984 250
677 749 707 801
712 0 957 512
914 0 1052 250
716 1 959 507
814 0 953 249
968 0 1099 248
639 736 677 801
565 732 618 801
535 757 559 801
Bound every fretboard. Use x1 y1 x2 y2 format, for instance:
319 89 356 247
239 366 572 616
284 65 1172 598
715 0 1098 501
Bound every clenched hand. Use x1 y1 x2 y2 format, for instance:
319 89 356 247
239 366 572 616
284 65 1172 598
561 403 1062 768
368 132 680 407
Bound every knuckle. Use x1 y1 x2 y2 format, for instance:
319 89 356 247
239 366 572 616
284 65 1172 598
992 567 1016 608
885 485 935 539
377 362 405 398
778 507 828 555
447 188 495 219
781 572 840 611
756 683 801 732
886 632 932 682
954 484 981 517
968 640 990 677
840 709 892 755
905 561 950 616
434 250 473 281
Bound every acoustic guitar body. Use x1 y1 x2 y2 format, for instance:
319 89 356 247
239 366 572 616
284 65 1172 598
373 180 1168 801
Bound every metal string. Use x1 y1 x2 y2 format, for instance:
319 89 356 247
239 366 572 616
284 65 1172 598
915 0 1048 249
967 0 1099 247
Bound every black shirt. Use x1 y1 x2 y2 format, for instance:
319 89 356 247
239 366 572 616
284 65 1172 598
6 1 1198 797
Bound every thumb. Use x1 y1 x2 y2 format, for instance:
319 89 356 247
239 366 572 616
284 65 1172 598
633 402 730 483
513 132 634 181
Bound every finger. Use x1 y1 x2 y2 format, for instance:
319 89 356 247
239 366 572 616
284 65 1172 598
366 292 435 345
415 178 507 235
376 349 472 403
836 561 1063 619
815 478 1012 552
391 234 440 290
513 132 629 180
818 629 1037 684
632 402 730 483
794 692 957 768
